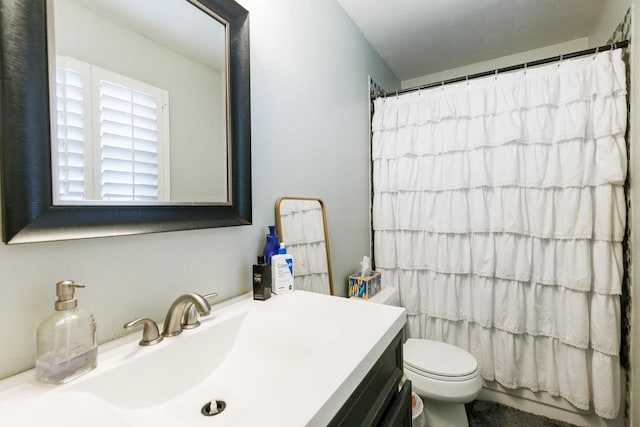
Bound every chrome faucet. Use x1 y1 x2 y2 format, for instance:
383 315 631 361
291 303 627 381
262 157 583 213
162 293 211 337
182 293 218 329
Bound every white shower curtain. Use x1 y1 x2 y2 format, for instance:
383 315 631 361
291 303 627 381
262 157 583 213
371 49 627 419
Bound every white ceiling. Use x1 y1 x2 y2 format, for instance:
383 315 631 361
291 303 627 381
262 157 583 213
336 0 608 81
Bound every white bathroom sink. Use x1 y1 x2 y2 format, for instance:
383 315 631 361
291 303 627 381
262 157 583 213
68 308 250 409
0 291 405 426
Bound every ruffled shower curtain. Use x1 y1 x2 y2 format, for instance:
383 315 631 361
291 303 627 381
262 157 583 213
371 49 627 419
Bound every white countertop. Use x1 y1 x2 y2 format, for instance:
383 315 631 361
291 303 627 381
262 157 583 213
0 291 405 426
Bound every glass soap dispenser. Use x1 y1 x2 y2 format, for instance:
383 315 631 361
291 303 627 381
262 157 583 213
35 280 97 384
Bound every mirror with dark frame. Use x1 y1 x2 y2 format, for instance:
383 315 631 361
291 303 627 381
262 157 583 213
0 0 251 244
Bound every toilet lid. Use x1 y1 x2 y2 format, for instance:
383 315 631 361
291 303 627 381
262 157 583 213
404 338 478 378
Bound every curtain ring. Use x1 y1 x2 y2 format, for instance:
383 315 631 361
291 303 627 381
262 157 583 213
494 69 498 80
465 75 469 85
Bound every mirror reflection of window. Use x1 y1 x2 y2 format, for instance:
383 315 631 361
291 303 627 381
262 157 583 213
55 62 87 200
51 0 228 205
54 56 170 203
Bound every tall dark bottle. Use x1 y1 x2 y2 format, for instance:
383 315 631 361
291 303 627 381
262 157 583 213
253 255 271 300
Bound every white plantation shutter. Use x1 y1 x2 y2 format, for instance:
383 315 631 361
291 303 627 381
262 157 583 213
55 58 92 201
98 80 162 201
53 57 170 202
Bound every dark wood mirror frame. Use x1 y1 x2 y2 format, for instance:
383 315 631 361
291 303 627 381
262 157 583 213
0 0 251 244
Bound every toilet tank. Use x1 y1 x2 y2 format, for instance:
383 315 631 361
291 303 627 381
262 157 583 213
361 286 399 306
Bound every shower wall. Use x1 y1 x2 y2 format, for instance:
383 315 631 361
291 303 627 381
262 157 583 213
401 39 588 89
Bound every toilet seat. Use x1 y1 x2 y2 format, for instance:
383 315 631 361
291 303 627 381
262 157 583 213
403 338 479 381
404 362 479 382
403 338 483 404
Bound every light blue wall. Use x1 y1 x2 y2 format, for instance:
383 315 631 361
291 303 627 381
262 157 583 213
0 0 399 379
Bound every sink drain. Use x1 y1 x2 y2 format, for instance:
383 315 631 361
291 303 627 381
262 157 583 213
201 400 226 416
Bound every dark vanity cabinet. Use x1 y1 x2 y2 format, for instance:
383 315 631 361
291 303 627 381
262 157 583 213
329 330 411 426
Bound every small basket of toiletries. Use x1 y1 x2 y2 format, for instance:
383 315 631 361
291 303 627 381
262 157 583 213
348 271 381 299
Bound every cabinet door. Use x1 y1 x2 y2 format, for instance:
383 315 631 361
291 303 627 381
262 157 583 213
378 379 412 427
328 331 404 426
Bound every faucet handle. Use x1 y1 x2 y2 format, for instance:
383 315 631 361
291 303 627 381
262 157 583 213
182 293 218 329
124 317 164 346
203 292 219 302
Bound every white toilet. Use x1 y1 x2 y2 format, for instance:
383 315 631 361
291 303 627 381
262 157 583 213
364 287 483 427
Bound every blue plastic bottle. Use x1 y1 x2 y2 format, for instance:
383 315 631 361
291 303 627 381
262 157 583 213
262 225 280 265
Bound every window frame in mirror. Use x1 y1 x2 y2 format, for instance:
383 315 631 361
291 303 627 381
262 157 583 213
0 0 251 244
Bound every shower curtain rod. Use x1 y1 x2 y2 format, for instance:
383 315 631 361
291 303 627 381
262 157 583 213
376 40 629 99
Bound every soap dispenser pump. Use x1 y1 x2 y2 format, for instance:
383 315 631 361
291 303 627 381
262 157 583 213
35 280 97 384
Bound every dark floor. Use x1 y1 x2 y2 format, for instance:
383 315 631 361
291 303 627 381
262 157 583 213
467 400 579 427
